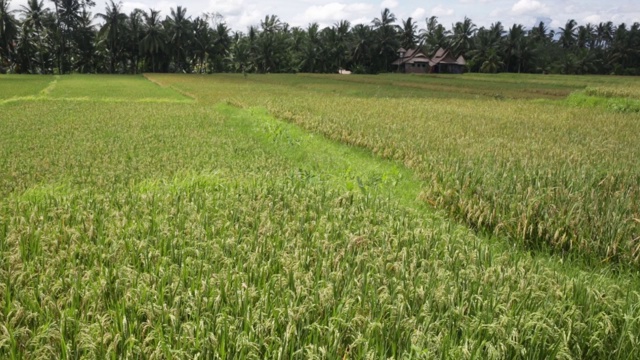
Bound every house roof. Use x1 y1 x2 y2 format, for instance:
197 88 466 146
428 48 465 66
392 48 430 65
393 48 466 67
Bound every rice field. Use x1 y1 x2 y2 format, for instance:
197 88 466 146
151 73 640 267
1 73 639 359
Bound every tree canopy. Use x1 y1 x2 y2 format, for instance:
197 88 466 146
1 1 639 75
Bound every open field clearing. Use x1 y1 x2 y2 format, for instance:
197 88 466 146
1 74 640 358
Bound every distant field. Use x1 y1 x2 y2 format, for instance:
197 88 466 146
0 75 53 99
1 73 639 359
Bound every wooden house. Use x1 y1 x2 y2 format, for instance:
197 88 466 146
428 48 466 74
391 48 431 74
393 48 466 74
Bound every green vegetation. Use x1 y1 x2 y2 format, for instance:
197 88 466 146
2 2 640 76
47 75 193 102
0 74 52 99
153 73 640 267
1 74 639 358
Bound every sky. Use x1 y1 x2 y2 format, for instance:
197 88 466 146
9 0 640 32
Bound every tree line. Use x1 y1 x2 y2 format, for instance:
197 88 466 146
1 0 639 75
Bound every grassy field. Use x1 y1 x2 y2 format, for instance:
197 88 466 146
1 73 639 359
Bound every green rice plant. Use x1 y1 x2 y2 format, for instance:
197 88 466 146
48 74 191 102
150 74 640 268
0 75 54 100
1 74 640 359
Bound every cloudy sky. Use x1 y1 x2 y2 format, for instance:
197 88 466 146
10 0 640 32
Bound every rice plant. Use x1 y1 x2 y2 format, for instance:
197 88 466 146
1 74 639 358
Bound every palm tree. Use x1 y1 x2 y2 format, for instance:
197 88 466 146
372 8 398 72
596 21 614 49
351 23 372 72
126 8 144 73
73 7 94 72
469 27 502 72
0 0 19 69
300 22 320 72
504 24 524 72
20 0 48 72
167 6 192 72
479 48 503 73
228 34 251 73
140 8 164 72
260 14 282 34
52 0 83 73
489 22 505 42
254 15 289 72
577 24 595 49
450 17 476 56
96 0 127 73
191 16 210 72
332 20 349 71
419 16 449 55
559 19 577 49
398 17 417 49
209 22 230 72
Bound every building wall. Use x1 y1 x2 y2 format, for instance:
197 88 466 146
405 63 428 74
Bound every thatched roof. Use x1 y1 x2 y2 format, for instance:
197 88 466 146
392 48 430 65
393 48 466 67
428 48 466 66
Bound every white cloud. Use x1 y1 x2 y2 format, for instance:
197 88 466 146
122 1 177 17
381 0 399 9
208 0 246 16
410 7 426 20
583 14 601 24
511 0 550 16
301 2 373 25
432 5 454 17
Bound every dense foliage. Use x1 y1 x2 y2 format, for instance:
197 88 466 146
1 1 639 75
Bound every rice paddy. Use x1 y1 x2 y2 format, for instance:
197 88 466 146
1 73 639 358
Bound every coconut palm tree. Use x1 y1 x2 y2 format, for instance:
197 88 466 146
73 7 94 72
96 0 127 73
450 16 476 56
140 8 164 72
209 22 230 72
559 19 577 49
167 6 192 72
372 8 398 72
398 17 417 49
351 23 372 72
332 20 350 71
419 16 449 55
20 0 48 72
0 0 19 69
